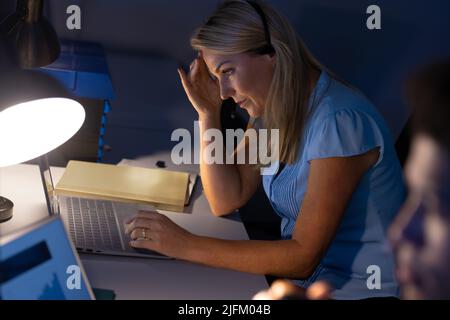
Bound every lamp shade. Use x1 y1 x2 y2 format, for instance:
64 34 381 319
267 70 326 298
0 97 85 167
3 0 60 68
11 16 60 68
0 55 86 168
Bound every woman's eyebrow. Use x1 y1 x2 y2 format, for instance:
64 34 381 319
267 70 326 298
215 60 232 73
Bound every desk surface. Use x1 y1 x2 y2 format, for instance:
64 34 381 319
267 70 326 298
0 156 267 299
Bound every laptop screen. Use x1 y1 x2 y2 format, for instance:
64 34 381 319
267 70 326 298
38 155 60 216
0 215 94 300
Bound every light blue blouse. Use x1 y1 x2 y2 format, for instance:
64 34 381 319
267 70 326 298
262 71 406 299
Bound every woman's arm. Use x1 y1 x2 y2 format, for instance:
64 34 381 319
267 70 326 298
178 55 260 216
126 148 380 278
289 147 380 274
198 115 261 215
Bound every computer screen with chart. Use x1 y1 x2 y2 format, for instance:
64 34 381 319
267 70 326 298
0 216 94 300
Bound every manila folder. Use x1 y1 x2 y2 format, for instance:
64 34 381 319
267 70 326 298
55 160 189 212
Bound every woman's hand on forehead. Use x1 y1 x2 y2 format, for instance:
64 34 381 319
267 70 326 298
177 52 222 118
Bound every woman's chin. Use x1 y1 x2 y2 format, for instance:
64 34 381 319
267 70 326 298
244 107 262 118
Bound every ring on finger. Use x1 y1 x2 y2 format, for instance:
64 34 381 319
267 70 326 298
140 228 150 240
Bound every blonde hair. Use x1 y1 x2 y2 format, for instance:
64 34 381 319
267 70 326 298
191 0 323 164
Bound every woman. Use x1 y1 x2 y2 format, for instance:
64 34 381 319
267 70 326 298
125 0 406 299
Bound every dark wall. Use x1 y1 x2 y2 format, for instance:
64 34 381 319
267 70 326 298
2 1 449 162
271 0 450 138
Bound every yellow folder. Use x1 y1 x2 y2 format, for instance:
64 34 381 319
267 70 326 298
55 160 190 212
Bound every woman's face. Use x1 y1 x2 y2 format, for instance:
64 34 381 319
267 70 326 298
201 49 275 118
389 134 450 299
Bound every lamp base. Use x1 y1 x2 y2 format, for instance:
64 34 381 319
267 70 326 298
0 196 14 223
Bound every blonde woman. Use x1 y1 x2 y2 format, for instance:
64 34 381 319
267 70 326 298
125 0 405 299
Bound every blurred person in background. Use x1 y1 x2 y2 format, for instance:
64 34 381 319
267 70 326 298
389 58 450 300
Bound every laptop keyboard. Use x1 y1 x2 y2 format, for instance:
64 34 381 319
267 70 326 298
66 198 124 251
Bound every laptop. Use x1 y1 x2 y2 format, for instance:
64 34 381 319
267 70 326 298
38 155 170 259
0 215 95 300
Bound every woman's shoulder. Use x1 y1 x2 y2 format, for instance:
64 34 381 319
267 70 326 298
302 73 398 165
308 74 389 135
312 76 376 119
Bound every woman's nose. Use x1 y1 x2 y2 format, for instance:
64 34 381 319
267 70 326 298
219 81 234 101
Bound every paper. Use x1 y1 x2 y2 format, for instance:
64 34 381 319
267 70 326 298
55 160 190 212
117 158 198 206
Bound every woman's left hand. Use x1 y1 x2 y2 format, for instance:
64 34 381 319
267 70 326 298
124 210 194 258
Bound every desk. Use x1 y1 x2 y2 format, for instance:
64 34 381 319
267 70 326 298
0 156 268 299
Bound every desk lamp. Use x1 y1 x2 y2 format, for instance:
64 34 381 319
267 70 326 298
0 52 85 224
0 1 83 223
0 95 85 223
